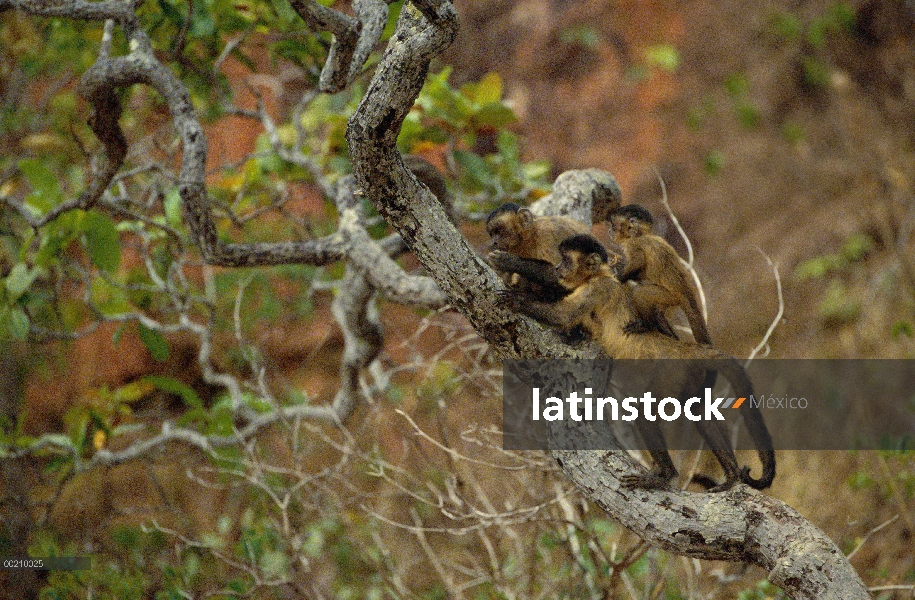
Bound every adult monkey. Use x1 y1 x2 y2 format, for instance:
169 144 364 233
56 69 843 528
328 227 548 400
485 202 592 302
497 235 775 491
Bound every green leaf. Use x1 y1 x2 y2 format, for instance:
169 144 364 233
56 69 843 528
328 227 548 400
137 324 170 362
2 308 30 340
523 160 551 182
91 276 132 315
176 407 208 427
781 121 806 144
83 212 121 273
5 263 39 300
736 102 761 129
453 150 491 189
190 12 216 37
18 158 62 211
259 549 289 579
143 375 202 408
460 71 503 105
802 56 830 87
703 150 726 176
163 188 183 228
559 25 600 48
829 2 856 32
818 280 860 324
472 102 518 129
644 44 680 72
794 256 833 280
242 392 272 414
807 18 827 49
891 321 913 339
724 73 749 98
841 233 873 261
497 130 519 163
769 11 801 40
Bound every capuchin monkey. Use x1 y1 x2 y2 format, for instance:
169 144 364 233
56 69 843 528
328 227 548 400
609 204 711 345
500 234 775 491
485 202 591 303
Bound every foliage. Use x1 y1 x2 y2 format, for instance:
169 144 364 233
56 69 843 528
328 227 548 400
400 67 551 208
795 233 874 325
767 2 857 90
737 579 788 600
0 2 609 597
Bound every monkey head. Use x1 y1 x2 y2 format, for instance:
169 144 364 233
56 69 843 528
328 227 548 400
556 234 615 289
486 202 534 251
609 204 654 240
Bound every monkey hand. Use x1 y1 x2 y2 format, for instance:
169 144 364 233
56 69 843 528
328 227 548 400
495 288 522 309
620 471 674 491
487 250 513 270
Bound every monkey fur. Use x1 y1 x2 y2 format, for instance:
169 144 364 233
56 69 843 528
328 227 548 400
609 204 712 346
485 202 591 303
501 234 776 492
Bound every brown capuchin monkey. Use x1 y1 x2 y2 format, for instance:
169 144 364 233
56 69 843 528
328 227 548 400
609 204 711 345
485 202 591 303
500 234 775 492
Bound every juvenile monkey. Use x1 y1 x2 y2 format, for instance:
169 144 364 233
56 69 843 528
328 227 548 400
609 205 711 345
502 234 775 491
486 202 591 302
490 242 676 338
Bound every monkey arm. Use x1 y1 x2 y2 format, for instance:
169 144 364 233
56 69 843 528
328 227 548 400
618 246 646 282
488 251 562 288
513 295 590 331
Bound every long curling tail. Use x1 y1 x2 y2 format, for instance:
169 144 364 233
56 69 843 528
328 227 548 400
684 291 713 346
715 357 776 490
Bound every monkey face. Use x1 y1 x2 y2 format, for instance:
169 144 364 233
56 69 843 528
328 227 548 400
609 215 630 240
486 220 514 250
610 215 648 240
556 251 595 289
486 215 523 251
629 217 651 236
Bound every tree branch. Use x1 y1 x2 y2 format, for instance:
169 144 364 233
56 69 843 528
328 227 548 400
346 2 577 360
344 2 872 598
555 450 872 599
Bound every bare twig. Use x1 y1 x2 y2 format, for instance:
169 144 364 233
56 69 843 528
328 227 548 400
746 249 784 363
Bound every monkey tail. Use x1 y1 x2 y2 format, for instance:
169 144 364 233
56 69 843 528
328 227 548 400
686 292 718 395
684 291 712 346
713 357 776 490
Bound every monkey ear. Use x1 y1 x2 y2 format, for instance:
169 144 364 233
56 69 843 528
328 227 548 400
585 253 602 271
518 208 534 227
607 254 619 267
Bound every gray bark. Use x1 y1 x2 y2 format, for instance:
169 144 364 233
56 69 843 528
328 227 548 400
3 0 875 596
344 3 872 598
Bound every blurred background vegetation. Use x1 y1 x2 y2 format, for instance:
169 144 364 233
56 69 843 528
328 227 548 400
1 0 913 597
